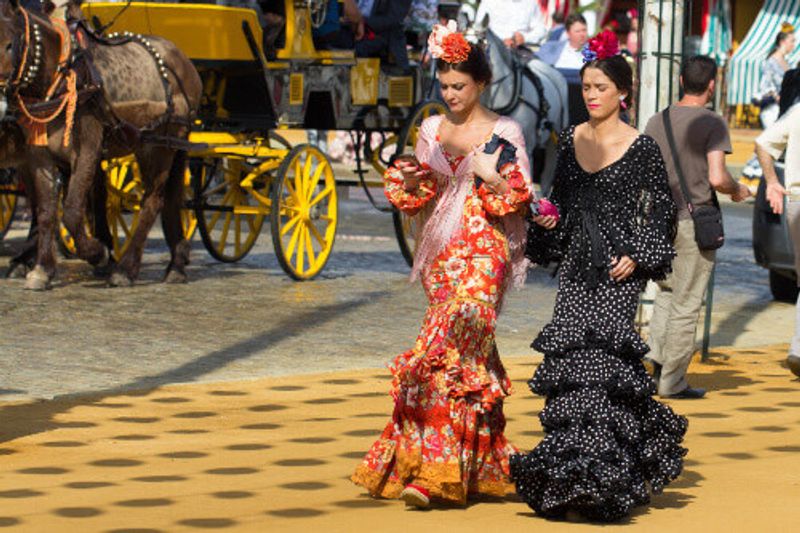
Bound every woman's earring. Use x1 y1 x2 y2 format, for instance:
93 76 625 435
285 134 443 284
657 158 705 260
619 96 628 110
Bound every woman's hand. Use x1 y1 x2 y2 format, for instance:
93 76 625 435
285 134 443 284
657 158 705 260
533 215 558 229
610 256 637 282
396 160 428 191
471 151 508 193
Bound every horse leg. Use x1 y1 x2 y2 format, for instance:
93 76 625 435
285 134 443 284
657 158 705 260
23 156 58 290
62 149 109 269
161 150 190 284
6 165 38 278
109 149 172 287
89 161 114 277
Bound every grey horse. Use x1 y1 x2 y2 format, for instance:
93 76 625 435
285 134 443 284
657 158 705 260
464 16 569 194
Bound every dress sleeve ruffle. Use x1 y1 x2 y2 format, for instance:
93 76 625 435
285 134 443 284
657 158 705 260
620 138 677 281
478 162 532 217
383 165 437 216
478 119 534 217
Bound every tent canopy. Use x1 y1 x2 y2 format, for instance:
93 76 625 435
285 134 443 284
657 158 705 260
727 0 800 105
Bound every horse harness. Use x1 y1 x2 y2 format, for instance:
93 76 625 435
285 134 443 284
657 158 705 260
3 7 190 150
492 51 555 145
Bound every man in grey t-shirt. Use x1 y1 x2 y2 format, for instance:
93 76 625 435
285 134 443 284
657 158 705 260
644 56 751 399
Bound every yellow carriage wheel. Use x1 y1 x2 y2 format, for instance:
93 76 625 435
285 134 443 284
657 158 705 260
56 189 94 259
270 144 337 280
192 157 266 263
392 100 446 267
181 166 198 240
104 156 143 261
0 169 18 239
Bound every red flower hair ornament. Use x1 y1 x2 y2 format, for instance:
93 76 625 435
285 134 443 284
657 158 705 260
581 29 621 63
428 20 472 64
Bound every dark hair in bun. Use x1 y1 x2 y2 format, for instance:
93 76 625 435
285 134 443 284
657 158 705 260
580 55 633 108
436 45 493 85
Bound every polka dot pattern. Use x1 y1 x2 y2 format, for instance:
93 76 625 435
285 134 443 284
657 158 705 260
511 127 687 522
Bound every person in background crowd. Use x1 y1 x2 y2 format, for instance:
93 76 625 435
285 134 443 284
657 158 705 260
741 23 797 184
537 13 588 69
626 8 639 56
546 11 566 42
778 60 800 118
405 0 438 36
755 100 800 378
312 0 364 50
644 56 751 400
474 0 548 49
756 24 797 128
355 0 413 69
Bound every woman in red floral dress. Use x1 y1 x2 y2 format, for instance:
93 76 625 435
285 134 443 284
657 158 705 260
351 21 533 508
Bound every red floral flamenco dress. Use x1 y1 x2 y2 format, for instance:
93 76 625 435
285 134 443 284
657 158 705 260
351 115 532 504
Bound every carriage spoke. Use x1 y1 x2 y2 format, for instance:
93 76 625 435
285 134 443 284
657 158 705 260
304 224 316 267
308 186 333 208
308 221 326 248
207 188 234 230
235 215 242 255
296 224 306 273
293 160 304 200
286 220 302 259
217 213 233 254
305 164 326 202
280 214 302 237
285 177 300 203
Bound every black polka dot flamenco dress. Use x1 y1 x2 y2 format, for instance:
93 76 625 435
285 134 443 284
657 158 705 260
511 126 688 521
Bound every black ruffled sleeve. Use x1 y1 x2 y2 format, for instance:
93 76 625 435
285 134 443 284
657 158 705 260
622 137 677 281
525 131 571 267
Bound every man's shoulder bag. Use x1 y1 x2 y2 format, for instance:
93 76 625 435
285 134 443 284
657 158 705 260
662 107 725 251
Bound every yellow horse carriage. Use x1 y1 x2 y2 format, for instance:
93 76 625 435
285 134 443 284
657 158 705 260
8 0 443 279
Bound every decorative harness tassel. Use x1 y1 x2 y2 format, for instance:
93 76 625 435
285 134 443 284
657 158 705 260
15 13 78 148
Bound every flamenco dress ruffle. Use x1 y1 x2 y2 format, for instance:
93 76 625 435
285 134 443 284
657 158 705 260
351 297 518 504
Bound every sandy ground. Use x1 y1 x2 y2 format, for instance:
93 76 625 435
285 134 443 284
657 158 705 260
1 345 799 532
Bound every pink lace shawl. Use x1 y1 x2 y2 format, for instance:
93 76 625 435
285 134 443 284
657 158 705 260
410 114 533 294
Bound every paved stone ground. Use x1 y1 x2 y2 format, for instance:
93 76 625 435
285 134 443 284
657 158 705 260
0 345 798 532
0 194 792 402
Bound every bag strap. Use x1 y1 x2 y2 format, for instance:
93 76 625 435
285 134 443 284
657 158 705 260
662 107 695 213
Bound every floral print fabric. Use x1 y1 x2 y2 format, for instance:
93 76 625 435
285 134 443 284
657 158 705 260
351 118 531 504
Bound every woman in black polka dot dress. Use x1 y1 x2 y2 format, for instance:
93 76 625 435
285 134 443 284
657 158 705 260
510 34 688 522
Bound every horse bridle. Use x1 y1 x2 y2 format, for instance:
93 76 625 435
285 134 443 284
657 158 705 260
1 7 44 97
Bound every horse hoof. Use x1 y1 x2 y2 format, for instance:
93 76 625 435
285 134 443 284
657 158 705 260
109 271 133 287
6 262 31 279
164 269 187 284
23 266 52 291
93 255 114 278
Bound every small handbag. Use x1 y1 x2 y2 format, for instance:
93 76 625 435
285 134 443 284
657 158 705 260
662 108 725 251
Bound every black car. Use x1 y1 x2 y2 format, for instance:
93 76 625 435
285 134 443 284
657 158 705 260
752 161 800 302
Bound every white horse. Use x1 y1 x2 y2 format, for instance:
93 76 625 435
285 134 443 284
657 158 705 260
463 16 569 194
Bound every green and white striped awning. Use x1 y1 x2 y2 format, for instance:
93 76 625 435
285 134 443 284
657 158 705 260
701 0 732 65
727 0 800 105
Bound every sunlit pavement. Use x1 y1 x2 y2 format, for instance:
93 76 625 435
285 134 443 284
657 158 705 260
0 344 798 531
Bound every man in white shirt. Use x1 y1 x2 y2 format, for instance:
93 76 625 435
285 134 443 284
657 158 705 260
475 0 548 48
756 103 800 376
537 14 587 69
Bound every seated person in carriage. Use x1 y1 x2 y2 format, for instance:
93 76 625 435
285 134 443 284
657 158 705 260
355 0 413 69
313 0 413 70
474 0 547 50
